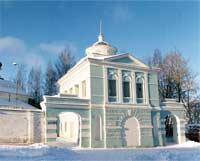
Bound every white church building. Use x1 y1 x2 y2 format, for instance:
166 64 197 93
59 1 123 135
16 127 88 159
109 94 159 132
41 27 186 148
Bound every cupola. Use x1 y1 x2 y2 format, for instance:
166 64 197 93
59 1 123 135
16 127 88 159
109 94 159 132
85 21 117 57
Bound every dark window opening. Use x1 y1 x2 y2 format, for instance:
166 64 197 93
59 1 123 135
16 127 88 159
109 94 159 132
136 83 143 98
123 81 130 98
108 79 116 97
165 115 173 138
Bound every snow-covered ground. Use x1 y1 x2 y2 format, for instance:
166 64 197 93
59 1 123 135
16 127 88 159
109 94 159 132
0 141 200 161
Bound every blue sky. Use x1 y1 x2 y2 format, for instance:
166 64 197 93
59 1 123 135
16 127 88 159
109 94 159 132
0 1 199 81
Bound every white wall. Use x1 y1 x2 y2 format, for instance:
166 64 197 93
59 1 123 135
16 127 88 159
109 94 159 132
0 109 44 144
59 61 91 98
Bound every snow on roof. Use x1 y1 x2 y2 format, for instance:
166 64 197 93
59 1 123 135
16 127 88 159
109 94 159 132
87 53 126 60
0 99 39 110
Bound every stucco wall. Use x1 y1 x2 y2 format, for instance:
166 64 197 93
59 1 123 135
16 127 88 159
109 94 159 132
105 106 154 148
42 95 90 147
90 64 104 104
45 107 90 147
91 107 104 148
151 100 186 146
0 108 44 144
148 72 160 107
59 60 91 98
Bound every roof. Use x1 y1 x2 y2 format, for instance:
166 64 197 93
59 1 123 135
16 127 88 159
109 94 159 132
0 99 41 111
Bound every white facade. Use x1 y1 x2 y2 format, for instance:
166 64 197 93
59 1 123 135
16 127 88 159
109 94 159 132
42 26 186 148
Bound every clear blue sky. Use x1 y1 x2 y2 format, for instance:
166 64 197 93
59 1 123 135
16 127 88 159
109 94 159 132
0 1 199 81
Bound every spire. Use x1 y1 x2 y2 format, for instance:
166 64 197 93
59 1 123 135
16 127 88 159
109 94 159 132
99 20 102 35
98 20 104 42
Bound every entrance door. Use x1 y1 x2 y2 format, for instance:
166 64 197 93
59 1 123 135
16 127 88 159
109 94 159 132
124 117 140 147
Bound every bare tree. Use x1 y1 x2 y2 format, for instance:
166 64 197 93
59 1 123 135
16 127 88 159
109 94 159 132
147 49 200 123
27 66 43 107
182 71 200 123
55 48 75 80
147 49 164 100
13 64 27 91
44 61 57 95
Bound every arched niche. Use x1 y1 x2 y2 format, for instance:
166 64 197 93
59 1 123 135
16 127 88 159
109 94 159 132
124 117 141 147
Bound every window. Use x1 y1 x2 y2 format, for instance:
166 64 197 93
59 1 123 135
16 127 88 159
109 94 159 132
108 79 117 102
82 80 86 97
108 80 116 96
122 71 131 103
75 85 79 96
123 81 130 102
70 88 73 94
136 77 144 103
107 68 118 102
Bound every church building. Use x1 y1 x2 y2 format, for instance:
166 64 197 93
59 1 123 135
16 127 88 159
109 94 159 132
41 26 186 148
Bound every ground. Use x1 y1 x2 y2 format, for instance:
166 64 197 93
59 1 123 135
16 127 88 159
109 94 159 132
0 142 200 161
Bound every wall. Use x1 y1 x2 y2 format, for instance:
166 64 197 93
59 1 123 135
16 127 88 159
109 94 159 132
105 106 154 148
152 100 186 146
91 107 104 148
59 60 91 98
42 95 90 147
90 64 104 104
0 108 44 144
148 72 160 107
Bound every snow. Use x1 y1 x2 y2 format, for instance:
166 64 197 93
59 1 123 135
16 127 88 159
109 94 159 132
0 99 39 110
0 141 200 161
164 141 200 148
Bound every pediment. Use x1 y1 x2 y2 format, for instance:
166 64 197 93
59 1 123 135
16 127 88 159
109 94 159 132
104 54 149 68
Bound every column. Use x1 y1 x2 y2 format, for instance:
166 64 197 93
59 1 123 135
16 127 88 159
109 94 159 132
118 70 123 103
132 71 136 104
103 66 108 104
144 72 149 104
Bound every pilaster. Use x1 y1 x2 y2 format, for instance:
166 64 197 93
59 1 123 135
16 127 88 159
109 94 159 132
144 72 149 104
132 71 136 104
118 70 123 103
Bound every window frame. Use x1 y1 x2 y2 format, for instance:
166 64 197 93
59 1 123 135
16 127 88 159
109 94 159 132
82 80 86 97
107 71 118 103
122 75 131 103
136 76 145 104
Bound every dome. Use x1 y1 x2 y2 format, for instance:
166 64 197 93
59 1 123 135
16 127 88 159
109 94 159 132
85 23 117 57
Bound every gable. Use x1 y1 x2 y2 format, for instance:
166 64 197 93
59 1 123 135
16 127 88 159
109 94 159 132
110 57 134 64
105 54 149 68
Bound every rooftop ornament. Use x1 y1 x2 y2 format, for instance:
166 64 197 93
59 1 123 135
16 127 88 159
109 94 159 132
85 21 117 57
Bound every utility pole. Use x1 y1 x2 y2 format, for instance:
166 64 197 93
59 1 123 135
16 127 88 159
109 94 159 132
13 62 19 108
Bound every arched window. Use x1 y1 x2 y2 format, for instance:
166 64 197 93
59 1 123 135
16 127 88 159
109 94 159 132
136 77 144 103
122 75 131 103
108 73 117 102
